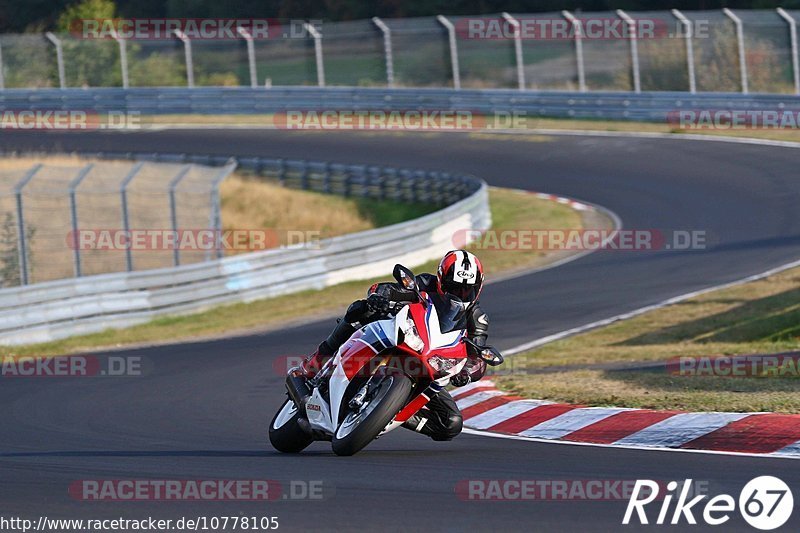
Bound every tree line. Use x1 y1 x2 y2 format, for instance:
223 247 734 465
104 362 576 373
3 0 800 34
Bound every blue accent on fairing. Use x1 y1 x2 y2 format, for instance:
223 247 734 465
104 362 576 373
367 323 392 350
375 324 392 348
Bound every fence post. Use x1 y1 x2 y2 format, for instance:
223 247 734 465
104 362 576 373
778 8 800 95
0 42 4 90
323 162 332 193
562 11 586 92
120 162 144 272
278 158 286 185
723 8 748 94
68 163 94 278
300 161 309 190
671 9 696 94
502 12 525 90
13 164 42 286
437 15 460 90
208 159 238 260
237 26 258 88
111 28 129 89
168 165 192 266
174 30 195 88
617 10 641 93
45 32 66 89
372 17 395 87
304 22 325 87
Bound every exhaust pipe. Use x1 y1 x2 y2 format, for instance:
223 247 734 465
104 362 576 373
285 372 312 413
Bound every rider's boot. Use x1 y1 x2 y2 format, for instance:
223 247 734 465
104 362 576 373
298 343 332 379
298 319 357 379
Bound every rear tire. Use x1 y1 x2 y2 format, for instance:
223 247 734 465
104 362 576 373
332 373 412 456
269 399 313 453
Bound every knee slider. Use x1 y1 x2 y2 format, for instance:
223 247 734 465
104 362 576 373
430 414 463 441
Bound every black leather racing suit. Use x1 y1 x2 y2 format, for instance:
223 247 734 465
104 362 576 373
316 273 490 441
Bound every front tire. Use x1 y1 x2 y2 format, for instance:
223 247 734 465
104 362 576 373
332 373 412 456
269 399 313 453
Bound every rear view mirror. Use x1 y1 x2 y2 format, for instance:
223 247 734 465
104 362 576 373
393 264 426 308
479 346 504 367
393 264 417 291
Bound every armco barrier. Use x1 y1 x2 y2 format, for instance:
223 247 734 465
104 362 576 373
0 151 490 346
1 87 800 122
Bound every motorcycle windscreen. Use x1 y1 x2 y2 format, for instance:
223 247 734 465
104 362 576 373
429 293 468 333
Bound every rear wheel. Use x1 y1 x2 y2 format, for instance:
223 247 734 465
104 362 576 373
332 373 412 456
269 399 313 453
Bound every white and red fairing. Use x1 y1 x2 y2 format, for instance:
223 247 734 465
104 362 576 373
304 292 469 435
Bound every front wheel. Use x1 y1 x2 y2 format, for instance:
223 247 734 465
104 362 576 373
269 399 313 453
332 373 412 456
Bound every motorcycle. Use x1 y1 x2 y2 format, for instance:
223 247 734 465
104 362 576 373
269 264 503 456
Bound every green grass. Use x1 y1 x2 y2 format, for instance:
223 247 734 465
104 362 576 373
496 267 800 413
354 198 437 227
5 188 588 357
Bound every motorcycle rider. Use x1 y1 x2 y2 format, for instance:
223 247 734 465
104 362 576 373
299 249 490 441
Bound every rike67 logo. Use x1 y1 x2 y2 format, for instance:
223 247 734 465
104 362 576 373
623 477 793 530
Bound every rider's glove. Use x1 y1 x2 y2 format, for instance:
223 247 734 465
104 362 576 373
366 293 390 315
450 369 471 388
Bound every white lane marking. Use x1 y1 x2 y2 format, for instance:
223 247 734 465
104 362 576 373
454 390 506 410
461 428 800 460
463 399 551 429
518 407 631 439
772 441 800 457
613 412 752 447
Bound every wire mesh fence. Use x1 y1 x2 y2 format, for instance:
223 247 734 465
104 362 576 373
0 151 481 289
0 157 235 288
2 10 799 94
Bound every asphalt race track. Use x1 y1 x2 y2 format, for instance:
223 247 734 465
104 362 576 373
2 129 800 531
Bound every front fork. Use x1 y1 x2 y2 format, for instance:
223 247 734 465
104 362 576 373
349 356 392 410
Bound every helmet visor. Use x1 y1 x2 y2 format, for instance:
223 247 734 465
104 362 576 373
441 279 481 303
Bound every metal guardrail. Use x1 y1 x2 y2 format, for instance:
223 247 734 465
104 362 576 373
1 87 799 123
0 151 489 346
83 150 480 206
